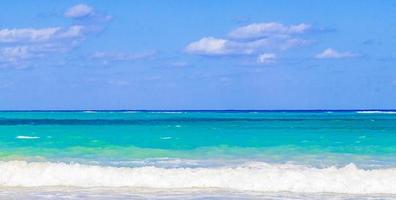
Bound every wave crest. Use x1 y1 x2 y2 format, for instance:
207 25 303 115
1 161 396 194
356 111 396 114
16 136 40 139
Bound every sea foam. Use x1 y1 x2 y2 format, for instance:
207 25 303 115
356 111 396 114
0 161 396 194
16 136 40 139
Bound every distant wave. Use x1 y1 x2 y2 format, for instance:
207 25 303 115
149 111 184 114
83 111 97 113
1 161 396 194
1 118 359 126
356 111 396 114
16 136 40 139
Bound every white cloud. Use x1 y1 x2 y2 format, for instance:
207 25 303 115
185 22 313 59
0 25 86 67
0 46 31 64
0 26 85 43
186 37 310 56
229 22 311 40
0 27 58 43
90 51 156 62
58 25 85 38
186 37 279 56
0 43 78 66
257 53 276 64
185 37 230 55
185 37 267 55
64 4 112 24
65 4 94 18
315 48 359 59
0 3 112 67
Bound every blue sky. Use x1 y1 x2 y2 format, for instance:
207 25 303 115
0 0 395 110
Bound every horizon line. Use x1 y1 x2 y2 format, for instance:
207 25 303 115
0 109 396 112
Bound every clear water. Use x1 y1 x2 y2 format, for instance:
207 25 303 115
1 111 396 199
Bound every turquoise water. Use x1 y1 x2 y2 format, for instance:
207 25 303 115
1 111 396 199
1 111 396 163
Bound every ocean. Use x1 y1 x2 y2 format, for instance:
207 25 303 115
0 111 396 199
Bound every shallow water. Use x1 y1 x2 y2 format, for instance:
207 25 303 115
0 111 396 198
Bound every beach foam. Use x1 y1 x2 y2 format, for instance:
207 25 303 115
0 161 396 194
16 136 40 139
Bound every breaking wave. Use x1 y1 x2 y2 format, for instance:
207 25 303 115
0 161 396 194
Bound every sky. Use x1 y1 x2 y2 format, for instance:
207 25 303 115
0 0 395 110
